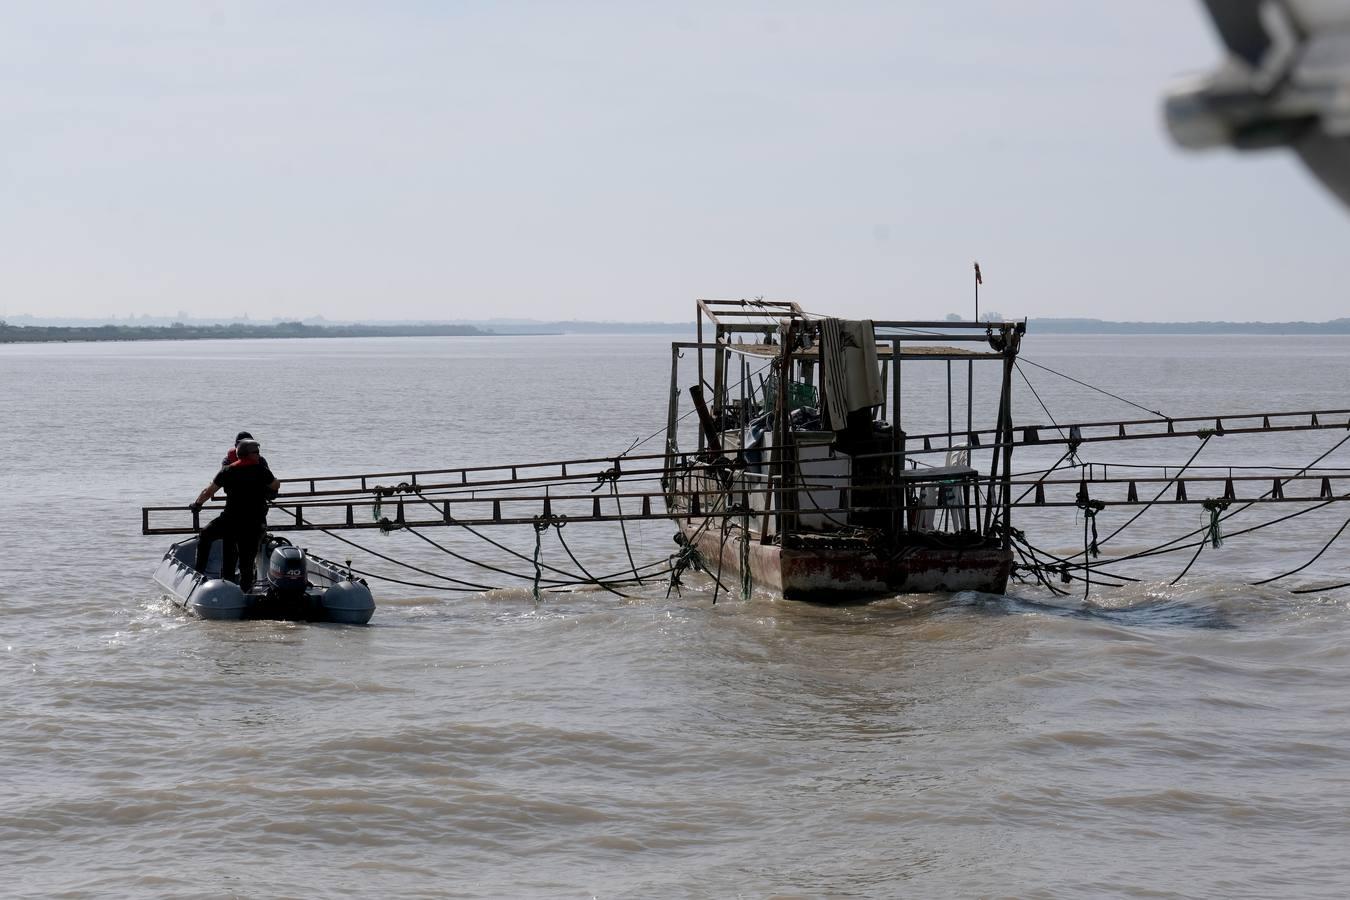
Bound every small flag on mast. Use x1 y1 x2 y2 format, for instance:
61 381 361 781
974 261 983 285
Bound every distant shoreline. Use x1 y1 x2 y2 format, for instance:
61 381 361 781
0 320 691 344
0 322 503 344
1028 317 1350 335
4 317 1350 344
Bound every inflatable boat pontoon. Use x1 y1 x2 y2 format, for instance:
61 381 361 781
154 535 375 624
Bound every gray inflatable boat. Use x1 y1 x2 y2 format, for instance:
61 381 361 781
154 535 375 624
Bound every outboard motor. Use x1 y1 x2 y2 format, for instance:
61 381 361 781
267 545 309 601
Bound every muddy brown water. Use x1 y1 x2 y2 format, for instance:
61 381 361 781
4 333 1349 898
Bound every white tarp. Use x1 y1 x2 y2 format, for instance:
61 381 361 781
819 318 883 431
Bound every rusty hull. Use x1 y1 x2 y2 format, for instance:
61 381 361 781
683 521 1012 601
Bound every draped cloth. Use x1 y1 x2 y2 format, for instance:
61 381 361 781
819 318 883 432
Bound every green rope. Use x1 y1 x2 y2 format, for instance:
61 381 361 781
1076 490 1106 598
531 516 551 604
666 540 708 598
1203 499 1231 549
740 510 752 598
711 517 730 605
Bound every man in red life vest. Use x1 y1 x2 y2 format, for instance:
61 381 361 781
190 439 279 591
222 430 268 468
197 432 268 581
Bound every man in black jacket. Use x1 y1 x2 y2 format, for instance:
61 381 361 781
191 439 280 591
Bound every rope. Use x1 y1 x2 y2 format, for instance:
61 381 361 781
1149 498 1338 563
741 509 752 598
530 515 552 604
611 480 643 585
1015 363 1070 444
304 517 501 591
1250 516 1350 586
1058 497 1342 591
300 503 676 599
1008 530 1069 596
1019 357 1168 418
1291 580 1350 595
1077 488 1106 598
409 490 603 582
411 486 677 590
1020 461 1350 473
1065 433 1213 561
666 537 705 598
1202 498 1231 548
339 564 486 593
403 523 575 586
550 517 633 600
711 515 731 605
1085 497 1340 571
1011 447 1077 506
1169 541 1206 586
1008 528 1138 587
1076 431 1350 572
666 499 732 598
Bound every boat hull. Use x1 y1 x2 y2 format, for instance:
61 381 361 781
685 521 1012 601
153 536 375 624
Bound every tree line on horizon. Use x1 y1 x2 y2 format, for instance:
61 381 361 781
942 314 1350 333
5 316 1350 343
0 320 493 344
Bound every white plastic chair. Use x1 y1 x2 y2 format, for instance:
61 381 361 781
939 445 970 531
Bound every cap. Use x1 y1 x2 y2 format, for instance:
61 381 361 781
235 431 254 443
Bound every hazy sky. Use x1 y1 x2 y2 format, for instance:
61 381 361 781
4 2 1348 323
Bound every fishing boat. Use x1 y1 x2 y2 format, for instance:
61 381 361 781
662 299 1023 599
153 534 375 623
141 298 1349 605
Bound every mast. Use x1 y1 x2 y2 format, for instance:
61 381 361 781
772 316 797 540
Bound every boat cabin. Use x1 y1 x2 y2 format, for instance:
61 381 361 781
663 298 1025 598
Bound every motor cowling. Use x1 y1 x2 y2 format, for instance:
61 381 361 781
267 545 308 599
